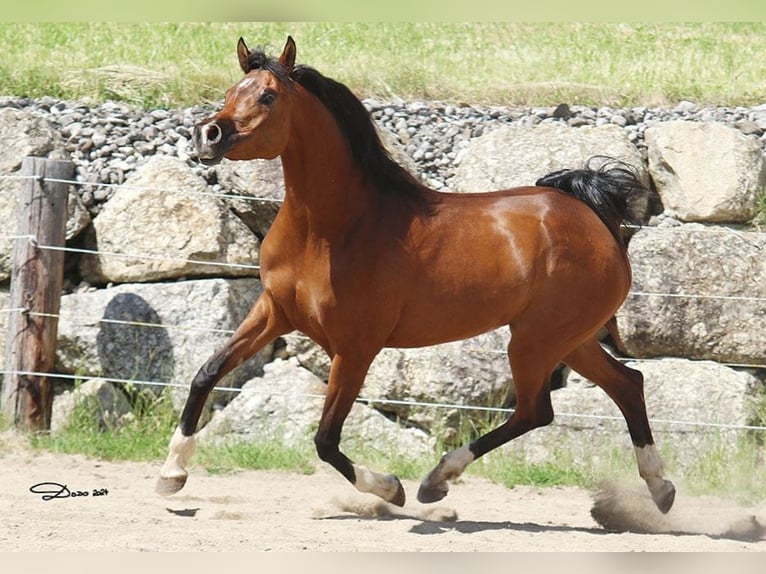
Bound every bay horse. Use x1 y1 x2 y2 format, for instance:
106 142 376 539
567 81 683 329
157 35 676 515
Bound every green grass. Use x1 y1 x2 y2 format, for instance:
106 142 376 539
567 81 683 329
196 440 315 476
754 189 766 230
28 387 179 461
20 386 317 475
475 451 590 489
5 386 764 502
679 435 765 500
2 22 766 109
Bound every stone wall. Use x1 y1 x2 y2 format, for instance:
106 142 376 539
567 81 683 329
1 97 764 474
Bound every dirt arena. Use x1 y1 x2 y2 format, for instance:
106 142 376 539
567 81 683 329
1 438 764 552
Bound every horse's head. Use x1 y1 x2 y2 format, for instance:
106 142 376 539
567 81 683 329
193 36 296 165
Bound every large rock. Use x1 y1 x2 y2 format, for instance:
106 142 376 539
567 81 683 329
211 157 284 239
79 155 261 284
452 123 647 193
283 328 514 444
617 224 766 365
0 108 87 281
197 357 435 459
56 278 272 413
0 108 60 173
503 358 761 472
645 121 765 223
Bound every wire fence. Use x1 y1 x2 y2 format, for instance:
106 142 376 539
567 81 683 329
1 172 765 434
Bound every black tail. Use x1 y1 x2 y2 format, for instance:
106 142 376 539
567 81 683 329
535 157 646 244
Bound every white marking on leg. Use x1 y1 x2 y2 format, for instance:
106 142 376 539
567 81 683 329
160 426 196 480
635 444 664 483
438 445 475 480
635 444 675 512
352 464 400 502
425 445 475 489
418 445 476 503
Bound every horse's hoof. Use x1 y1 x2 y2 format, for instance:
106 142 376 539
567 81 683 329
389 480 406 507
652 480 676 514
417 482 448 504
156 474 187 497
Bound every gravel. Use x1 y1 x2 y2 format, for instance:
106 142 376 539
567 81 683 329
3 94 766 216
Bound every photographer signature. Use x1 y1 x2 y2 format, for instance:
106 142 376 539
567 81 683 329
29 482 109 501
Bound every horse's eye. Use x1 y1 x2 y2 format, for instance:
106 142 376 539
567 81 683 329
259 90 276 106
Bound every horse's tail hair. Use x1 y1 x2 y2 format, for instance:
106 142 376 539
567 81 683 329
535 156 646 245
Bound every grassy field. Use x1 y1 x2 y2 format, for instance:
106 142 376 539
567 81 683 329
1 22 766 109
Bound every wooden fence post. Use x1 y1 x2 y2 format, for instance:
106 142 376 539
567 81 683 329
1 157 72 431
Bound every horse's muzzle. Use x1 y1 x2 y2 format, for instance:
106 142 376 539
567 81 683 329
192 119 229 165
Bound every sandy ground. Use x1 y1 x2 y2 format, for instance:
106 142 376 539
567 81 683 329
1 440 765 553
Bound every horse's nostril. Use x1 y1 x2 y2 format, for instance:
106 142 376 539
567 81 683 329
205 123 222 145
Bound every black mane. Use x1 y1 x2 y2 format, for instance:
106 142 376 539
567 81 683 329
243 48 291 84
243 48 429 205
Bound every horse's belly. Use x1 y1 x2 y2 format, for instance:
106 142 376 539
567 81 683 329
384 283 524 348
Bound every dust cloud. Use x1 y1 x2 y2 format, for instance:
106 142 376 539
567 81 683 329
590 480 766 542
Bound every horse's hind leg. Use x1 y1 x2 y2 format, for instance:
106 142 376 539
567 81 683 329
156 291 291 496
563 338 676 514
418 334 559 503
315 353 406 506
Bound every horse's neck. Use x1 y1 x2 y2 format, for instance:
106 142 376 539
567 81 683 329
279 90 372 240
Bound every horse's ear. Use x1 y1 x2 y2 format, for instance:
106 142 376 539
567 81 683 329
237 37 250 73
279 35 296 73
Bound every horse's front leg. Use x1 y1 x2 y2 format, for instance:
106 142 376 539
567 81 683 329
156 291 291 496
315 353 406 507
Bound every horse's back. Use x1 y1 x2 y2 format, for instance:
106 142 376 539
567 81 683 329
422 185 627 273
382 185 630 347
